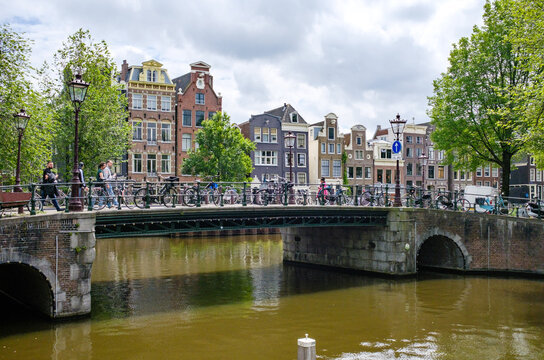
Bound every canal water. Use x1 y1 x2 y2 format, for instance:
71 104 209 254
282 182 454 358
1 234 544 359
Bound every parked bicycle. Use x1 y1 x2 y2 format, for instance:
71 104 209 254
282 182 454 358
134 176 179 209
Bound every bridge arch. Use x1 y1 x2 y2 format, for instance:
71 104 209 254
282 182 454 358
0 255 56 317
416 228 471 271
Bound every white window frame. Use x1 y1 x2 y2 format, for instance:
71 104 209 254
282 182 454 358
161 154 171 173
296 133 306 149
182 133 192 151
161 122 171 142
255 151 277 166
132 94 142 110
147 154 157 177
328 143 335 154
161 96 171 112
297 153 306 167
147 122 157 145
147 95 157 111
132 153 142 173
332 160 341 177
132 120 143 141
321 159 330 177
321 143 326 154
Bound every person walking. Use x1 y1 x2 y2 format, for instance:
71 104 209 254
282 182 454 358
95 162 106 207
41 161 63 211
103 160 118 207
78 162 88 200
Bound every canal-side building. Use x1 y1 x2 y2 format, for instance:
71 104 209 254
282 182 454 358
172 61 223 180
344 125 373 187
308 113 344 185
239 104 309 184
402 124 427 189
120 59 176 182
510 155 543 200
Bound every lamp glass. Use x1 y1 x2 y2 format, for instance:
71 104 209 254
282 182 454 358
68 74 89 104
13 109 30 131
285 132 296 148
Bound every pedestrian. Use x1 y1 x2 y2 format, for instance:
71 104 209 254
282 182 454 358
103 160 118 207
41 160 63 211
95 162 106 207
78 162 88 199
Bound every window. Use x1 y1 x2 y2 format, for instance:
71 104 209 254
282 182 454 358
161 154 171 173
530 168 536 181
380 149 392 159
291 113 298 123
438 150 444 161
492 167 498 177
146 70 151 82
132 94 142 109
484 181 490 186
328 127 335 140
476 167 482 177
416 164 422 176
208 111 215 119
182 110 192 126
132 154 142 173
337 143 341 154
196 93 205 105
329 143 335 154
297 133 305 148
147 154 157 176
355 150 363 160
161 96 171 112
255 151 277 165
416 136 422 144
477 181 482 186
416 148 422 157
438 166 445 179
356 167 363 179
333 160 341 177
321 160 330 177
285 153 293 167
254 127 261 142
348 167 354 179
428 166 435 179
196 111 205 127
386 169 392 183
365 167 371 179
406 136 413 144
406 147 413 158
321 143 326 154
297 172 306 185
407 163 413 176
460 171 465 180
147 122 157 144
161 123 171 142
297 153 306 167
530 156 535 165
132 121 142 140
356 137 362 145
454 171 458 180
182 133 191 151
484 165 490 177
147 95 157 111
262 128 270 143
271 128 278 143
377 169 383 182
428 148 434 160
537 170 542 182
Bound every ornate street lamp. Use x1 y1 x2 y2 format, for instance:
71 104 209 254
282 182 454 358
12 109 31 214
67 73 89 212
284 131 296 182
389 113 406 207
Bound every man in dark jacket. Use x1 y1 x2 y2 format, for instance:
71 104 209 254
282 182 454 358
41 161 63 211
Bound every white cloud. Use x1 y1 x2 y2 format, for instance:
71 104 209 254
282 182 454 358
1 0 486 137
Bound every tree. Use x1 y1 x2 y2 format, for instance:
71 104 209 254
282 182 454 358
0 25 55 184
181 112 255 182
45 29 130 180
428 0 537 196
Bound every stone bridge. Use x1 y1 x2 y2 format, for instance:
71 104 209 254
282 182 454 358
0 207 543 318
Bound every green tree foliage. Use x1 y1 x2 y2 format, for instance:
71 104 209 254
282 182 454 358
0 25 55 184
181 112 255 182
46 29 130 180
428 0 537 196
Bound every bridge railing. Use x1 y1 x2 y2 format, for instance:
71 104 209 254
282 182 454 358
0 180 542 219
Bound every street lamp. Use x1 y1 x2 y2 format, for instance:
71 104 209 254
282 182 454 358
284 131 296 182
12 109 31 214
67 73 89 212
389 113 406 207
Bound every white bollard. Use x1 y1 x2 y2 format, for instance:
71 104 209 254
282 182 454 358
297 334 316 360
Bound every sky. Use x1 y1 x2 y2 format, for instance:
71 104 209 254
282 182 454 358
1 0 487 136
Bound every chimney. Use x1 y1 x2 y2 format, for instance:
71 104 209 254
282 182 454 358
121 60 128 82
283 103 287 111
377 125 381 130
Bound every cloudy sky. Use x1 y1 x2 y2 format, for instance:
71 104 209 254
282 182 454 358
2 0 486 135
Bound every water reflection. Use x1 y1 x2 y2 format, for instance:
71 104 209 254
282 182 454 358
1 235 544 360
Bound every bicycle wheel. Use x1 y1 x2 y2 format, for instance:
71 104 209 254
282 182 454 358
26 198 43 212
91 187 106 211
182 188 197 207
56 189 68 207
162 188 177 207
134 188 148 209
359 192 371 206
436 195 450 210
223 188 239 205
457 198 471 212
123 190 136 209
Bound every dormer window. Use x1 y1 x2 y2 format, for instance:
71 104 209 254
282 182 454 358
146 70 158 82
290 113 298 123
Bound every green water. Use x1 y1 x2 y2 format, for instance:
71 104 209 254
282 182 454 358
1 234 544 359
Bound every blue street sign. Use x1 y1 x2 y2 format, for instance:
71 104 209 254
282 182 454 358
392 140 402 154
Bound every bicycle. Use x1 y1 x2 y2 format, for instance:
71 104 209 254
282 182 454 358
435 193 471 211
474 195 508 214
402 188 432 208
360 185 386 206
181 177 221 207
134 176 179 209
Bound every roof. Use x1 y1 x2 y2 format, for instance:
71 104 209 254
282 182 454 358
264 103 307 124
172 73 192 93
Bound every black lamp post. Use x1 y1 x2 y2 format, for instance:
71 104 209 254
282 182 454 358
285 131 296 182
389 114 406 207
12 109 31 214
67 73 89 212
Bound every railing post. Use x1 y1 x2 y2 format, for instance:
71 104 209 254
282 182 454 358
419 188 424 208
354 185 359 206
494 195 498 215
117 187 122 210
196 181 201 208
30 183 36 215
242 182 247 206
145 181 151 209
385 185 389 207
283 183 288 206
303 191 307 205
64 185 70 212
87 182 93 211
453 191 458 211
220 185 225 207
264 190 268 206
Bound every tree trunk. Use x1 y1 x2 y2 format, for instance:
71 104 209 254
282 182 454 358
501 151 512 197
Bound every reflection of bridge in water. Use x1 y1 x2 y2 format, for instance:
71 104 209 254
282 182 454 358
1 206 543 319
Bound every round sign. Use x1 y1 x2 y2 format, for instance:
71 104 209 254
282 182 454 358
392 140 402 154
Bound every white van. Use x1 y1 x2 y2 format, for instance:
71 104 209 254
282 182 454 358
463 185 499 207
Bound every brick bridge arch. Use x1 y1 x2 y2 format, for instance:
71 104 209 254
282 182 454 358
415 227 472 271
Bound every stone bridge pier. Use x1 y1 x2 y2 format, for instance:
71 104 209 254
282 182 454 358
0 213 96 318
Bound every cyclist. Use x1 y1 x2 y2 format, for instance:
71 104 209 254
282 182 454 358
317 177 330 203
